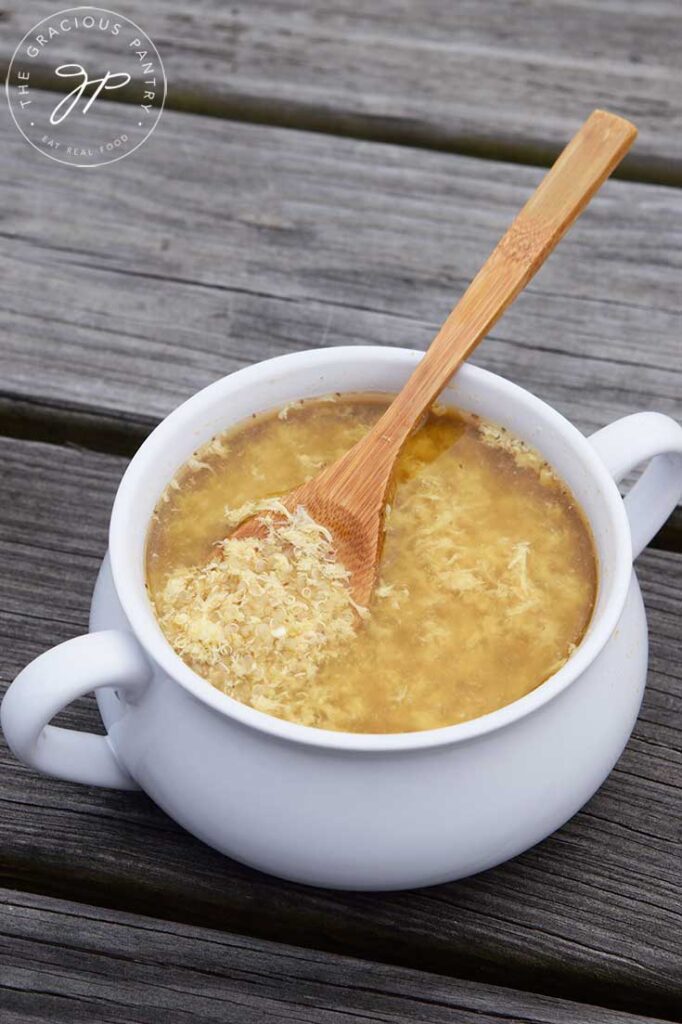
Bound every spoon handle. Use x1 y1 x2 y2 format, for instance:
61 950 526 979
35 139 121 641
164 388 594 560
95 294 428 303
369 109 637 452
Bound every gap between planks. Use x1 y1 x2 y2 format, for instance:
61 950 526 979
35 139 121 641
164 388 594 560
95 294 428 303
0 397 680 553
2 66 680 191
0 887 667 1024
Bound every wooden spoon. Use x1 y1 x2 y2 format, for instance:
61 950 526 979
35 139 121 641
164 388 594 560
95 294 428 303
234 109 637 605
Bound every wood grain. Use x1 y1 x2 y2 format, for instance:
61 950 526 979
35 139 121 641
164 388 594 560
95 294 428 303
0 103 680 446
2 1 682 182
0 888 665 1024
0 434 680 1018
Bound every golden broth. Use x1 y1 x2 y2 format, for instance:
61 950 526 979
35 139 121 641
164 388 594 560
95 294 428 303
146 396 597 733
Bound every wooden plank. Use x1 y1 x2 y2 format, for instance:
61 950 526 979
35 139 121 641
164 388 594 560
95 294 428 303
1 102 680 446
3 1 682 181
0 889 664 1024
0 434 680 1017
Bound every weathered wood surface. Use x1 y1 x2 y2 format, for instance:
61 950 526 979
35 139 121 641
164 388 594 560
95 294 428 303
0 434 680 1017
1 5 680 1020
1 102 680 445
3 2 682 182
0 888 665 1024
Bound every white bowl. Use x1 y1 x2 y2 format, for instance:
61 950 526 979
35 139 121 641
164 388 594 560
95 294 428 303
3 347 682 889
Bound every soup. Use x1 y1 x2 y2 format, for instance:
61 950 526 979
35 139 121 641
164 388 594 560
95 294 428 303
146 395 597 733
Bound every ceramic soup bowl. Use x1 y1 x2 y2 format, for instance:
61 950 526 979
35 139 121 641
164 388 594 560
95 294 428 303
3 347 682 890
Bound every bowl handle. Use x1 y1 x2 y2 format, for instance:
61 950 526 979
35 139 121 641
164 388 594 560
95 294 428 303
1 631 150 789
589 412 682 558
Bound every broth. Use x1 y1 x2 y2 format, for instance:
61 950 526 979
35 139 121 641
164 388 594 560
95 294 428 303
146 395 597 733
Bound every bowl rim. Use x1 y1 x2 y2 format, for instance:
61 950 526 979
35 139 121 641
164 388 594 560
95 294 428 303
109 346 633 753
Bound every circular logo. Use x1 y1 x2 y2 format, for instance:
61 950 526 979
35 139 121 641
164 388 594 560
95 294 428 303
5 6 166 167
